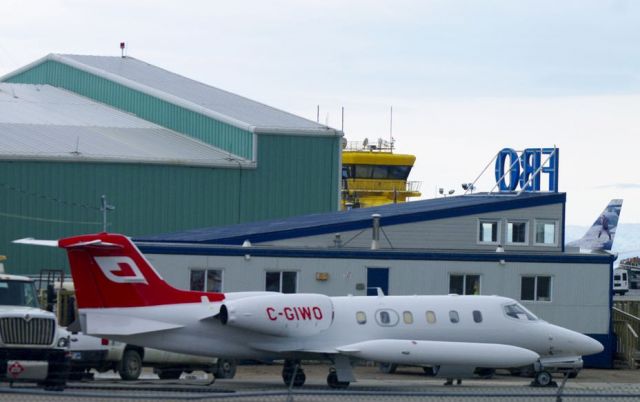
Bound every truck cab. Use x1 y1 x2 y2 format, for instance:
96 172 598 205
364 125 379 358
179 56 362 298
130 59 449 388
0 260 70 390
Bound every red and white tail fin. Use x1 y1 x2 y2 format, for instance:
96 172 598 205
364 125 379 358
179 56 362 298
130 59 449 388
58 233 224 309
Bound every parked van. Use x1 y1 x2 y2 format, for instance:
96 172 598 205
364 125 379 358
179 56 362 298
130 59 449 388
613 268 629 296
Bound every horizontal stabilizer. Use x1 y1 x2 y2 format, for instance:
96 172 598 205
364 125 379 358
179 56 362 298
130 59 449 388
83 311 183 336
336 339 539 368
13 238 58 247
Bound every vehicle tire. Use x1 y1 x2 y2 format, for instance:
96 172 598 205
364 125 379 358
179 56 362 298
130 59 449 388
68 368 86 381
475 368 495 379
568 371 579 379
119 349 142 381
214 359 237 379
41 350 69 390
327 370 349 389
378 362 398 374
157 369 182 380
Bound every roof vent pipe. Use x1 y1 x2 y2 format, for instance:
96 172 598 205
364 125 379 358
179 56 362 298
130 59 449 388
371 214 381 250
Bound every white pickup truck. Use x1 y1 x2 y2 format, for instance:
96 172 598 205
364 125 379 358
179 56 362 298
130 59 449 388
69 333 236 380
0 267 71 390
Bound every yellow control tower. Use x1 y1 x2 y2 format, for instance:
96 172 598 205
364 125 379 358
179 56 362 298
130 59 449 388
341 138 421 209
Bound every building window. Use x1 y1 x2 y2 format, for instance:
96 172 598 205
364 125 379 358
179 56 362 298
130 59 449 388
356 311 367 325
449 310 460 323
521 276 552 301
449 274 481 295
403 311 414 324
265 271 297 293
478 220 499 243
426 310 437 324
507 221 528 244
190 269 223 292
534 220 557 246
473 310 483 323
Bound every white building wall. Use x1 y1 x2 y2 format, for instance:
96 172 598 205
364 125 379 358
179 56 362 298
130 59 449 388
147 252 609 334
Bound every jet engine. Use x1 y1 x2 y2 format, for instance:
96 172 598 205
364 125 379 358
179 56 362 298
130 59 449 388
218 293 333 337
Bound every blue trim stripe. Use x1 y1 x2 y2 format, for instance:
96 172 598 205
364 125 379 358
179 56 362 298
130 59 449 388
584 333 614 368
137 243 613 264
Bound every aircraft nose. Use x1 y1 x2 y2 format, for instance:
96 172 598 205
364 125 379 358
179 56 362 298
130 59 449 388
571 332 604 356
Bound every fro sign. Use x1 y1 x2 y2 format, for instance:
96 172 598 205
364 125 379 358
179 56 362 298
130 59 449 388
494 148 559 192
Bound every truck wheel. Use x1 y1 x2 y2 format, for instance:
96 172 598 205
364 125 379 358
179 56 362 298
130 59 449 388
214 359 237 379
157 369 182 380
119 349 142 381
41 350 70 390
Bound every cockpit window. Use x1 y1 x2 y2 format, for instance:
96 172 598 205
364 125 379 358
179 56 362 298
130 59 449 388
503 303 537 321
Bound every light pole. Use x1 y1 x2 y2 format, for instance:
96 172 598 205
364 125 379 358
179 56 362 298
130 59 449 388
100 195 115 232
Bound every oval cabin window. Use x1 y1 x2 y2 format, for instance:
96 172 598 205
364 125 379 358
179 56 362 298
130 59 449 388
356 311 367 325
403 311 414 324
426 310 437 324
449 310 460 324
375 309 399 327
473 310 483 323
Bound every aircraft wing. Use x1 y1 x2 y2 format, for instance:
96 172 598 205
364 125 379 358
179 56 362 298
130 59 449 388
334 339 539 368
249 338 539 369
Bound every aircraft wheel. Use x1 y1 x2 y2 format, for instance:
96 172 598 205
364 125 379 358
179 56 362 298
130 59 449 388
119 349 142 381
378 362 398 374
327 369 350 389
533 371 556 387
214 359 237 379
282 360 305 387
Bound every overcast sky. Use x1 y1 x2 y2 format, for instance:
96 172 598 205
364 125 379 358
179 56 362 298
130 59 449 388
1 0 639 225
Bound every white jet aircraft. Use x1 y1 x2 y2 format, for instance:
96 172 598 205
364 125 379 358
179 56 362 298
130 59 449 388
16 233 603 388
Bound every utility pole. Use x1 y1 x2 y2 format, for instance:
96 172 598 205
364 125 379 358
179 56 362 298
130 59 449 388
101 195 115 232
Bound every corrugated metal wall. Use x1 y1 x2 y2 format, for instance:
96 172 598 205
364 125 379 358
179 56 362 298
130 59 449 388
4 60 254 160
0 134 340 274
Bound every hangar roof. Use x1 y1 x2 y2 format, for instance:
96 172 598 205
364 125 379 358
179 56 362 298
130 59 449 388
0 83 244 167
2 54 339 136
137 192 566 245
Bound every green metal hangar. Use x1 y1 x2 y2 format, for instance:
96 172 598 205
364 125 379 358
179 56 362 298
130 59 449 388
136 192 614 368
0 54 342 274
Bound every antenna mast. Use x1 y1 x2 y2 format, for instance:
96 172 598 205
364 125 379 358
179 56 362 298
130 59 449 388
389 106 394 151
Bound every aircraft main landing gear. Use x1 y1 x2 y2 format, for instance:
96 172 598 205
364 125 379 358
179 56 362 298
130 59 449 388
327 368 350 389
282 360 306 387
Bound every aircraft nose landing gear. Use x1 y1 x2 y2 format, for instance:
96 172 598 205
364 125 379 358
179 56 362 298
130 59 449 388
531 370 557 387
282 360 306 387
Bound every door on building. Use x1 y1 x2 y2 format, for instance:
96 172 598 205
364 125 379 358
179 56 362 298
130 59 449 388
367 267 389 296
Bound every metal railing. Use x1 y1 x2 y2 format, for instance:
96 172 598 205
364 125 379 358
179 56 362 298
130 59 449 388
612 307 640 369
